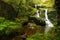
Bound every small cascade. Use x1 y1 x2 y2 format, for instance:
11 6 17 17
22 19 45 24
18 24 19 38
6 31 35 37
36 10 40 18
44 9 54 34
35 5 40 18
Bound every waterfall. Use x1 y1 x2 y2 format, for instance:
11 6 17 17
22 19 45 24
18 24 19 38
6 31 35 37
35 5 40 18
45 9 48 20
44 9 54 34
36 10 40 18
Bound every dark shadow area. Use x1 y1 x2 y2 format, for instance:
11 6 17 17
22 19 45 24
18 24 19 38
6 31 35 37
55 0 60 25
0 0 18 21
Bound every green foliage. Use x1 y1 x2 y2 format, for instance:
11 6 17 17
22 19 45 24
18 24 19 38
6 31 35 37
26 33 52 40
54 25 60 40
3 0 55 17
0 17 22 35
26 33 43 40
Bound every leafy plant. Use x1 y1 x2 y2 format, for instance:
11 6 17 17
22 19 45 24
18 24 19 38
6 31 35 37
0 17 22 35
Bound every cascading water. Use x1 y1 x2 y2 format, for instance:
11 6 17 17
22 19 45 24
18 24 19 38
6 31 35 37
36 10 40 18
35 5 40 18
44 9 54 34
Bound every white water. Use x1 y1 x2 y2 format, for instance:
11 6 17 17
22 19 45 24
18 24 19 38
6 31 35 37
36 10 40 18
44 9 54 34
35 5 40 18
